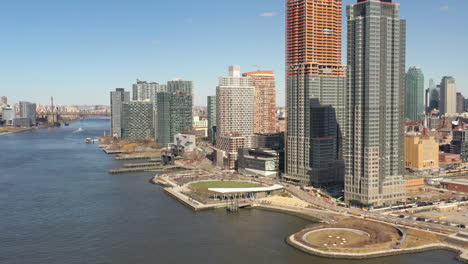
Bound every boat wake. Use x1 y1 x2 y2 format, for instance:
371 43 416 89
72 127 85 133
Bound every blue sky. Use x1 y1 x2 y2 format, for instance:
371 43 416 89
0 0 466 106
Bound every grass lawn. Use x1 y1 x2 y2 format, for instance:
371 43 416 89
306 230 370 248
190 181 263 190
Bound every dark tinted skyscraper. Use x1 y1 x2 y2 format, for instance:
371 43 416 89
207 96 217 144
110 88 130 137
345 0 406 206
405 67 424 121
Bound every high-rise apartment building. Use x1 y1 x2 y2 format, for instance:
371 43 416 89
242 71 276 134
456 92 465 114
207 96 217 144
19 101 37 125
285 0 346 184
216 66 255 143
121 101 154 139
0 96 7 105
405 67 424 121
345 0 406 206
110 88 130 137
440 76 457 116
156 92 193 145
132 80 166 101
215 66 255 170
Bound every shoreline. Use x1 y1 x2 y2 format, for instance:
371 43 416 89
156 178 468 263
0 127 35 136
287 235 468 263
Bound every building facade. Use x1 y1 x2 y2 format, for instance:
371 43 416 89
173 134 196 152
404 136 439 171
451 130 468 162
0 96 7 105
440 76 457 116
110 88 130 137
121 101 154 138
345 0 406 206
1 106 15 125
285 0 346 184
193 116 208 138
215 135 246 170
405 67 424 121
237 148 280 178
207 96 217 144
242 71 277 134
167 79 193 95
19 101 37 125
156 92 193 145
216 65 254 145
456 92 465 114
309 102 342 186
132 80 166 101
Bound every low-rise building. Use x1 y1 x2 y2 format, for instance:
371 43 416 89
214 135 245 170
237 148 280 178
13 117 32 127
1 106 15 126
439 153 461 163
173 134 196 152
405 177 425 192
404 136 439 170
440 178 468 193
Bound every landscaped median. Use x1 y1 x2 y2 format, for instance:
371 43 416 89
286 218 468 263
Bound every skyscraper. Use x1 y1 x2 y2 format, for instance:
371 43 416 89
242 71 276 134
429 86 440 112
457 92 465 114
440 76 457 116
156 92 193 145
0 96 7 105
110 88 130 137
345 0 406 206
207 96 217 144
405 67 424 121
285 0 346 184
215 66 255 170
121 101 154 139
216 65 255 142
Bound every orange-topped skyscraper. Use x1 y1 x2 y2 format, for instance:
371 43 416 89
285 0 346 185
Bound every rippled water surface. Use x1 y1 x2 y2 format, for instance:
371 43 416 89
0 118 463 264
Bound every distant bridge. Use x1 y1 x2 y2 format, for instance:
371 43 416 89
38 111 110 117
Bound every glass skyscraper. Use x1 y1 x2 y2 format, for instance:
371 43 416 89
405 67 424 121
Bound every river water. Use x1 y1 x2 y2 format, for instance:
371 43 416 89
0 118 463 264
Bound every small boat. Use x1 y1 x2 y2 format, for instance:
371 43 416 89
64 122 69 126
85 138 99 144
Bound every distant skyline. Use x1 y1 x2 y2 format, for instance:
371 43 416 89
0 0 467 106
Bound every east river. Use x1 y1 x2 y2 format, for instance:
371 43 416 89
0 118 463 264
